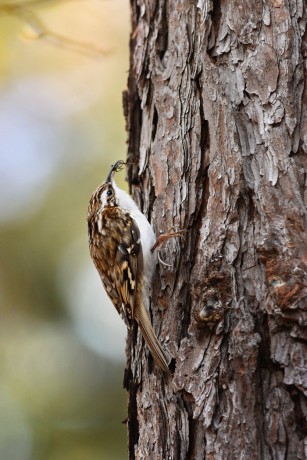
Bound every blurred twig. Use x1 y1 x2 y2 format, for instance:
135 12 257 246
0 0 110 59
1 0 103 7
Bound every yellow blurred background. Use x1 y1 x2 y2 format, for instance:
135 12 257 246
0 1 130 459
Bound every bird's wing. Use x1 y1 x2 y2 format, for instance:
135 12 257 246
113 215 142 325
88 207 142 326
90 208 169 372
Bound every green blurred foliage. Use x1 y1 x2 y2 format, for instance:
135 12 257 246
0 1 130 459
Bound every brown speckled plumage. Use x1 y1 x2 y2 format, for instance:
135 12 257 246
87 165 170 374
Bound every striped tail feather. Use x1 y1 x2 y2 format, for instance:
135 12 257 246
135 304 170 374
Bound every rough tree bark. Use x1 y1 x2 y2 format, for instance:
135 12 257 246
123 1 307 459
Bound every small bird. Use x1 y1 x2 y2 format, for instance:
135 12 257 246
87 161 170 373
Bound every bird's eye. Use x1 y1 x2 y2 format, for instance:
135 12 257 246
106 189 113 197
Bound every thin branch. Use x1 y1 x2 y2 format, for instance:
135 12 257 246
0 0 111 58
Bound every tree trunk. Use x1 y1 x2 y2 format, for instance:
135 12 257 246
123 1 307 459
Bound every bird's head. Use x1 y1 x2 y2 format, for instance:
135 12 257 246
88 161 125 217
100 160 125 207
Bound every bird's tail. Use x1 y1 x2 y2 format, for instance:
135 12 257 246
135 304 170 374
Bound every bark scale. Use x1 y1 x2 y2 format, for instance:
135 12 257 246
123 1 307 459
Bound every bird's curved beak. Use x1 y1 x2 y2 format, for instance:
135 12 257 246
106 160 125 183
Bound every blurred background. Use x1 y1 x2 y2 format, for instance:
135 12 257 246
0 1 130 459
